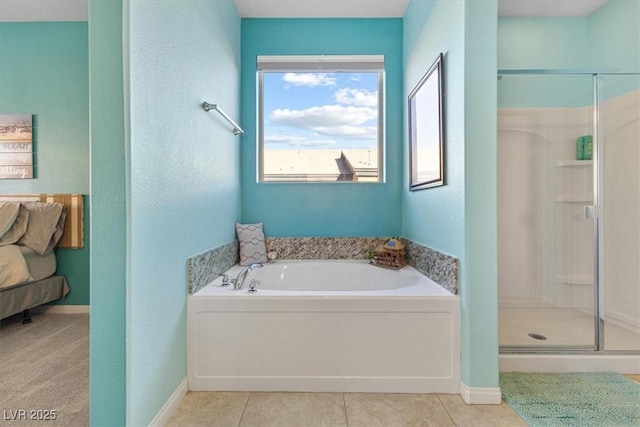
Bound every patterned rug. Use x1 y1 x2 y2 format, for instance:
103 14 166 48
500 372 640 427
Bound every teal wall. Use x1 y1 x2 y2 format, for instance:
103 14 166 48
0 22 90 305
498 18 588 70
240 19 403 237
462 0 499 390
498 0 640 108
126 0 241 425
588 0 640 100
498 17 590 108
55 201 89 305
403 0 499 389
89 0 127 424
588 0 640 71
403 0 465 257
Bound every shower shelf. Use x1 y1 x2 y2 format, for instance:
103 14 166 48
556 195 593 203
555 274 593 286
556 160 593 167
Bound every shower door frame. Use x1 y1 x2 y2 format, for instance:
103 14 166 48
498 69 640 355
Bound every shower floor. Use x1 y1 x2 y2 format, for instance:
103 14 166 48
499 300 640 351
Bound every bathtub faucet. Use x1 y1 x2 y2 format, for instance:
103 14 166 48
234 263 263 290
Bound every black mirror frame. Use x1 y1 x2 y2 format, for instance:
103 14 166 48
408 52 445 191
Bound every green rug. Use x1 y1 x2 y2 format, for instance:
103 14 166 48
500 372 640 427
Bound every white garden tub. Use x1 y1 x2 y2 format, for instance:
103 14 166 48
187 260 460 393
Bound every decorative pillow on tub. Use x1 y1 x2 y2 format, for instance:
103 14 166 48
0 245 33 288
17 202 65 256
236 222 268 266
0 204 29 247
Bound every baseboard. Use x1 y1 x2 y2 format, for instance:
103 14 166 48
189 376 460 394
148 378 188 427
500 354 640 374
31 305 90 314
459 381 502 404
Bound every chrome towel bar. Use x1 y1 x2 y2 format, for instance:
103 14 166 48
202 102 244 135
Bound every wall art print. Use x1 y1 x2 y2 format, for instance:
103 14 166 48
0 114 34 179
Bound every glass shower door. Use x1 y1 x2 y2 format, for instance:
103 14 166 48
498 73 597 350
599 73 640 352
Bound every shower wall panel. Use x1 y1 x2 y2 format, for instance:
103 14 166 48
498 105 593 309
601 85 640 348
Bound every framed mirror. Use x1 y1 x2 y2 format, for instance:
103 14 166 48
409 52 445 190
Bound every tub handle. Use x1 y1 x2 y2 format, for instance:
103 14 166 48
248 279 260 293
218 273 230 287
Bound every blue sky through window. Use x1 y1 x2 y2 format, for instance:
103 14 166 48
263 72 379 150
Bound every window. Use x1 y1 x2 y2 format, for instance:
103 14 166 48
258 55 384 183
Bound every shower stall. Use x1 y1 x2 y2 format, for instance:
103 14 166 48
498 71 640 367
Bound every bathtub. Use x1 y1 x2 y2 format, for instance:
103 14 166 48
187 260 460 393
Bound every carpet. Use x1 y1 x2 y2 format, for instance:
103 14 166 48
500 372 640 427
0 312 89 426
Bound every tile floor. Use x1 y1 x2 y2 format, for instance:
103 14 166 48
166 392 528 427
167 375 640 426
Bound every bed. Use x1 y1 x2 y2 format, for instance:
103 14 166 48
0 194 83 323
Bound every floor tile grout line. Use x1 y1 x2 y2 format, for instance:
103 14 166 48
236 392 251 427
342 393 349 427
436 394 458 426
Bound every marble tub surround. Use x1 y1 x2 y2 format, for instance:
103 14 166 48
402 239 459 295
187 240 238 294
264 236 458 294
265 237 388 260
186 237 458 294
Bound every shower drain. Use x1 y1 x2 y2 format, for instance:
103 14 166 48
528 333 548 341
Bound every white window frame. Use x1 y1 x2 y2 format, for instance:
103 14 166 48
257 55 385 183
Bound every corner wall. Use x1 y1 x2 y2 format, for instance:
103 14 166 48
403 0 499 393
463 0 499 392
89 0 127 424
126 1 241 425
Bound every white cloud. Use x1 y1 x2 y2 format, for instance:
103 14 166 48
271 105 376 127
264 135 307 145
270 105 378 140
264 135 337 148
311 125 378 139
333 88 378 107
282 73 336 87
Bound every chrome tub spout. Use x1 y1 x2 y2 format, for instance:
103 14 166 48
234 263 263 290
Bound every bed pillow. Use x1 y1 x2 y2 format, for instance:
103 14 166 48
0 202 21 238
0 245 33 288
18 202 65 256
236 222 268 266
0 204 29 247
43 207 67 256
